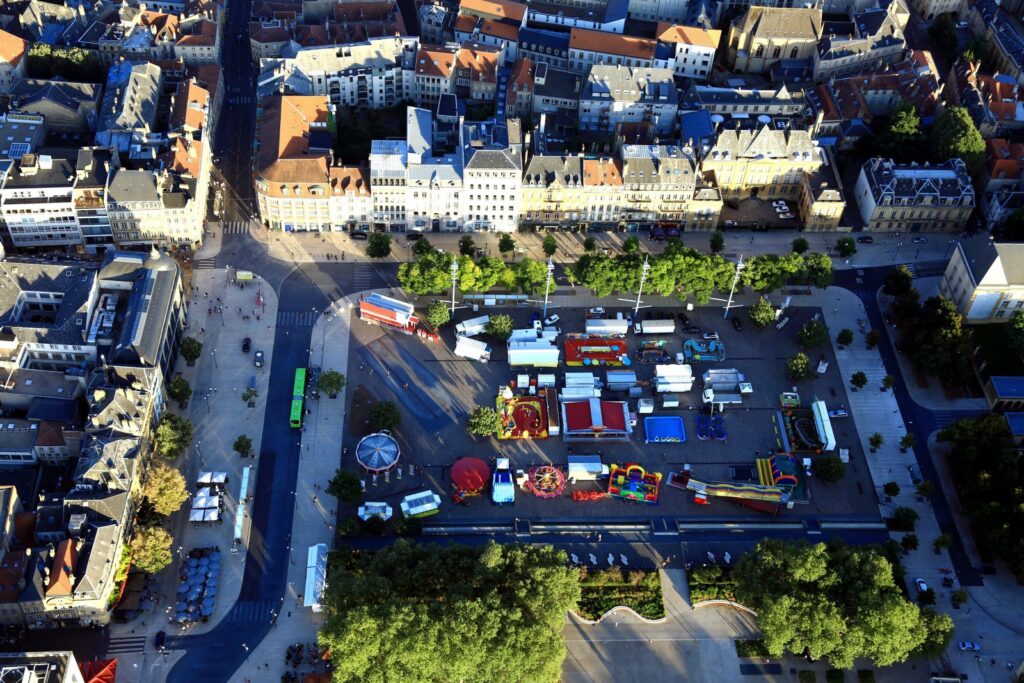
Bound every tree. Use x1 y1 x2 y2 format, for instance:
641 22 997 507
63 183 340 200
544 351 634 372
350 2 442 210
142 462 189 516
933 534 951 552
233 434 252 457
366 232 392 258
485 314 514 341
836 329 854 346
542 235 557 258
928 13 957 50
327 469 363 503
915 480 933 498
901 534 919 553
513 258 551 294
869 432 885 451
1008 310 1024 355
155 415 192 459
583 236 597 252
787 353 813 381
835 237 857 258
459 235 476 256
241 388 258 406
798 320 829 349
881 375 894 391
866 330 881 349
749 296 776 328
906 296 972 385
130 526 173 574
893 507 918 532
180 336 203 364
427 300 451 328
917 588 936 606
166 376 192 403
879 102 925 161
368 401 401 432
899 433 916 451
813 456 846 483
743 253 804 292
801 252 834 289
398 250 455 295
883 482 901 497
498 234 516 257
412 237 435 257
931 106 985 175
317 369 347 398
883 265 914 298
318 541 579 683
710 231 725 254
791 237 809 254
622 236 640 254
467 406 501 438
851 372 868 390
395 516 423 537
735 539 952 669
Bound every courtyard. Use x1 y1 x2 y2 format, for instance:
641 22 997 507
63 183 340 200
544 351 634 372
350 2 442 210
340 301 881 524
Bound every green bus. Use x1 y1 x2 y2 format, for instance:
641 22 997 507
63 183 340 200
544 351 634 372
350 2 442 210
290 368 306 428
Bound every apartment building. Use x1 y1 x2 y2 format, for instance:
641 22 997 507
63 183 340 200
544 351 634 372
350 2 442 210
655 23 721 81
369 139 409 230
578 65 678 136
0 29 28 94
106 169 203 245
505 57 534 118
701 125 824 200
454 0 527 64
527 0 628 34
460 120 522 232
73 148 119 253
518 27 570 71
854 158 975 232
941 237 1024 321
947 58 1024 138
414 45 457 107
8 79 101 133
685 82 806 117
812 6 906 82
94 61 163 154
520 155 586 228
532 63 582 119
454 42 500 102
0 155 81 248
568 28 659 74
620 144 719 228
174 2 221 65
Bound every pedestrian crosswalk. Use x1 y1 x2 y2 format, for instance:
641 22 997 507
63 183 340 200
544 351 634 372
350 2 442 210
229 96 254 105
277 310 318 327
195 257 217 270
903 264 918 277
107 636 148 654
222 221 250 235
225 599 278 624
352 266 373 290
931 410 965 430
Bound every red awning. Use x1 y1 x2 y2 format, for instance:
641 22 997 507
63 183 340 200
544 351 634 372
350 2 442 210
451 457 490 493
81 658 118 683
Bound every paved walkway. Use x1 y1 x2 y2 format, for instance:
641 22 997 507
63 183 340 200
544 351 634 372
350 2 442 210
228 297 353 683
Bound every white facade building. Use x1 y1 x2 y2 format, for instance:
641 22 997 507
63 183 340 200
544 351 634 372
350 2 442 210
578 65 679 135
460 121 522 233
0 155 81 248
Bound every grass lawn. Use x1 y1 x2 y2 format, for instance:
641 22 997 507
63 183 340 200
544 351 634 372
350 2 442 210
576 567 664 620
970 323 1024 376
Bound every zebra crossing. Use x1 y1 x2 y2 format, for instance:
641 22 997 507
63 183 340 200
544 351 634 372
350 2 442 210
930 410 973 430
106 635 148 654
224 599 277 624
902 264 917 277
277 310 318 327
195 257 217 270
222 221 250 235
229 96 254 105
352 266 373 290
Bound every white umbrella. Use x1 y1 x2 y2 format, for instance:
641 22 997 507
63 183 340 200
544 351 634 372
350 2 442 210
707 551 716 563
724 552 732 565
570 553 580 565
589 553 598 566
607 553 615 567
620 554 629 566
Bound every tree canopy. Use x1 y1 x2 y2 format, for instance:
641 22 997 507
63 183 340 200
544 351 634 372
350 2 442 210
486 314 515 341
142 462 189 516
398 251 544 295
542 235 557 257
883 265 914 298
155 415 192 459
233 434 252 457
27 44 100 81
735 540 953 668
180 336 203 363
879 102 925 161
426 300 451 329
318 541 580 683
467 406 501 437
749 297 776 328
903 295 972 385
368 401 401 432
130 526 174 574
317 369 347 398
939 414 1024 574
798 320 829 349
1007 309 1024 356
166 376 192 403
366 233 392 258
931 106 985 174
327 469 363 503
498 234 516 256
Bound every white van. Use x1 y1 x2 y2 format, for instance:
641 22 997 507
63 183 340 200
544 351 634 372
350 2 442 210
567 455 610 481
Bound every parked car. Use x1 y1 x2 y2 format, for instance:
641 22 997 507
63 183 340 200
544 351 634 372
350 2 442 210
731 317 743 331
544 314 560 326
723 220 737 227
254 350 264 368
154 631 166 650
702 331 720 340
914 578 929 594
772 200 787 208
683 325 702 334
958 642 981 652
405 233 423 241
956 20 969 28
856 235 874 244
677 312 691 325
587 307 605 316
351 231 369 240
779 213 795 219
242 337 251 353
912 236 927 244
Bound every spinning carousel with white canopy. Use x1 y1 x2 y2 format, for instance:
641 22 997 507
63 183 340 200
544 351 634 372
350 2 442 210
355 430 400 473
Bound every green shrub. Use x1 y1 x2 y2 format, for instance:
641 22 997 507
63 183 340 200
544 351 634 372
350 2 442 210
799 671 818 683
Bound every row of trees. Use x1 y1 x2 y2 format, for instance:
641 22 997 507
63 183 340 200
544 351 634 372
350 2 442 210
398 249 552 295
938 415 1024 575
876 102 986 175
26 44 101 81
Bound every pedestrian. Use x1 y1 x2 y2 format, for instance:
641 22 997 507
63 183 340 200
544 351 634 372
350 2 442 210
287 611 291 617
597 533 602 542
313 495 317 503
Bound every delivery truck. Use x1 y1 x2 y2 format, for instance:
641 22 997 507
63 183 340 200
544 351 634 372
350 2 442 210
454 336 491 362
456 315 490 337
634 319 676 335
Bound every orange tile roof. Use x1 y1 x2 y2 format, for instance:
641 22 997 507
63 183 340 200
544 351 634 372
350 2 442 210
189 63 222 100
570 28 656 60
0 28 28 68
509 57 534 90
655 22 721 49
986 138 1024 180
456 42 500 83
415 45 456 78
460 0 526 23
584 158 623 186
34 421 65 448
329 166 371 195
171 79 209 130
176 19 217 46
454 13 476 33
164 137 204 177
140 11 180 41
478 17 519 41
256 95 331 185
45 539 78 597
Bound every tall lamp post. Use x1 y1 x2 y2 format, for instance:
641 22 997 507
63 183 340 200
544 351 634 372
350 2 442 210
449 257 459 316
542 257 555 319
633 255 651 317
723 255 745 319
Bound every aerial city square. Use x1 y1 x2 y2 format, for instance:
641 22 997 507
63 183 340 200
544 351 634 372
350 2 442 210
0 0 1021 679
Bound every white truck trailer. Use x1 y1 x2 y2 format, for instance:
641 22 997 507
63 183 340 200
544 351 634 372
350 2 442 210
634 319 676 335
454 336 491 362
455 315 490 337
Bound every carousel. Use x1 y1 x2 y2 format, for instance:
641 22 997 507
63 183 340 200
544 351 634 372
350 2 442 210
355 430 400 473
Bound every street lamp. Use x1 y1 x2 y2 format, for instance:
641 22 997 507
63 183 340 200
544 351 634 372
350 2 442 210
449 257 459 315
542 256 555 319
633 255 651 317
212 348 218 368
723 255 745 319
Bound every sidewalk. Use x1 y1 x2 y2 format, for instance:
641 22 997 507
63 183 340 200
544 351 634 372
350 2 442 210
228 297 353 683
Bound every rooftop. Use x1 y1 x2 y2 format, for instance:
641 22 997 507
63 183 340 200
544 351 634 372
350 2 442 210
569 28 656 60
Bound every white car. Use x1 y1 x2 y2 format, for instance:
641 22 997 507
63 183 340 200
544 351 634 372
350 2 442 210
772 201 788 208
914 578 929 594
702 331 720 341
587 307 605 316
544 314 560 326
779 213 795 219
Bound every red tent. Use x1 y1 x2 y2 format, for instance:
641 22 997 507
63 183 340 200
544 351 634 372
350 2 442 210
80 658 118 683
451 457 490 494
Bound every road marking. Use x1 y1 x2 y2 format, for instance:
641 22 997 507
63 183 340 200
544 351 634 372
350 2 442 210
276 310 317 327
106 636 148 654
222 221 249 235
225 599 277 623
195 258 217 270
